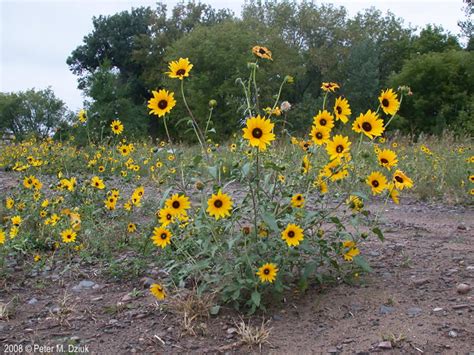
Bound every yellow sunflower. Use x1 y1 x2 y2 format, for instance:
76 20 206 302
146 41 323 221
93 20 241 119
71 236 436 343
0 229 5 245
326 135 351 160
167 57 193 80
91 176 105 190
60 228 77 243
321 82 340 92
342 240 360 261
346 195 364 212
377 149 398 170
148 89 176 117
291 193 305 208
242 115 275 151
388 184 400 204
150 283 166 300
310 125 330 146
151 226 172 249
6 197 14 209
393 170 413 190
23 175 35 189
281 223 304 247
366 171 388 195
110 119 124 135
207 190 233 220
353 110 385 139
256 263 278 283
333 97 351 123
157 207 175 227
301 155 311 174
11 215 22 226
165 194 191 217
379 88 400 116
321 158 349 182
78 109 87 123
313 110 335 131
127 223 137 233
252 45 273 60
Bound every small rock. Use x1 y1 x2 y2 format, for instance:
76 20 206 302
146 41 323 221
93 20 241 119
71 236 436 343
109 319 118 325
121 294 133 302
24 328 34 333
226 327 237 334
27 298 38 305
91 296 103 302
407 307 422 316
72 280 96 292
457 224 466 230
466 265 474 271
433 307 443 313
140 277 155 289
70 336 80 342
448 330 457 338
378 341 392 349
379 305 394 315
272 314 283 321
413 278 430 286
452 304 469 310
456 283 471 295
327 347 339 354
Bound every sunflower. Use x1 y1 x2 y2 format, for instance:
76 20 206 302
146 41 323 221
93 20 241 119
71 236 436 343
353 110 385 139
23 175 35 189
242 115 275 151
157 207 175 227
301 155 311 174
110 119 124 135
127 223 137 233
343 240 360 261
6 197 14 209
256 263 278 283
277 174 285 183
291 193 305 208
152 226 172 249
393 170 413 190
148 89 176 117
314 176 328 194
310 125 330 146
281 223 304 247
379 88 400 116
78 109 87 123
252 45 273 60
207 190 233 220
167 58 193 80
388 184 400 204
313 110 335 130
321 82 340 92
0 229 5 245
321 158 349 182
165 194 191 217
333 97 351 123
91 176 105 190
326 135 351 160
377 149 398 170
150 283 166 300
61 228 77 243
366 171 388 195
11 215 22 226
346 195 364 212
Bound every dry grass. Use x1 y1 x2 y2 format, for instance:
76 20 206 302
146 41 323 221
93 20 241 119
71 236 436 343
47 291 76 327
236 318 272 350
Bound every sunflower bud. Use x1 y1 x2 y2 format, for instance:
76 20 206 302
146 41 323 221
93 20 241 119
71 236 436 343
209 99 217 108
195 181 204 190
280 101 291 112
285 75 294 84
247 62 258 70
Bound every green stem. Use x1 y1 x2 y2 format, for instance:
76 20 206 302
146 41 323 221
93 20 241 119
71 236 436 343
204 108 214 140
384 95 404 130
322 92 328 111
252 62 260 114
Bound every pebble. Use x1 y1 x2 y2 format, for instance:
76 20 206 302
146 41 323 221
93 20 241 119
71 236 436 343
27 298 38 305
456 283 471 295
272 314 283 321
121 294 133 302
412 278 430 286
448 330 458 338
72 280 96 292
226 327 237 334
407 307 422 316
466 266 474 271
452 304 469 310
378 341 392 349
70 336 80 342
379 305 394 315
433 307 443 313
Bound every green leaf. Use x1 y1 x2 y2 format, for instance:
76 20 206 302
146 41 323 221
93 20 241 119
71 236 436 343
261 211 279 232
372 227 384 241
251 290 261 307
353 255 373 273
241 162 252 178
263 161 284 171
158 187 173 208
210 305 220 315
208 165 218 179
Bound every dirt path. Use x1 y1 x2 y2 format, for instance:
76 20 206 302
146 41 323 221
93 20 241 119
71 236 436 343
1 199 473 354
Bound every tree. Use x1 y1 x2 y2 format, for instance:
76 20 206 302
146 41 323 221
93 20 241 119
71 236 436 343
0 88 71 139
389 50 474 135
411 25 461 54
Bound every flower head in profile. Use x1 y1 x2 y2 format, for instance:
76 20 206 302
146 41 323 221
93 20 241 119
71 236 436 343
0 229 5 245
343 240 360 261
393 170 413 190
379 88 400 116
150 283 166 300
110 119 124 135
256 263 278 283
242 115 275 151
321 82 340 92
207 190 233 220
334 97 351 123
346 195 364 212
252 45 273 60
167 58 193 80
148 89 176 117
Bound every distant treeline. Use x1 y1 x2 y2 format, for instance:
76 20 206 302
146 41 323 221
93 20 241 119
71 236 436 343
1 0 473 141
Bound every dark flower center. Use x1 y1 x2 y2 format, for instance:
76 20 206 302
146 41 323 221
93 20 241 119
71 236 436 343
336 106 342 114
395 176 403 183
176 69 186 76
166 214 172 220
214 199 223 208
161 233 168 240
259 48 266 54
172 201 180 209
381 158 388 164
316 132 323 139
252 128 263 138
296 195 302 200
362 122 372 132
382 98 389 107
320 119 327 126
336 145 344 153
264 268 270 274
288 231 295 238
158 100 168 109
372 180 379 187
114 125 119 130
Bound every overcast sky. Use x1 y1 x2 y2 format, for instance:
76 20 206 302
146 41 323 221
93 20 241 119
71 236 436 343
0 0 466 112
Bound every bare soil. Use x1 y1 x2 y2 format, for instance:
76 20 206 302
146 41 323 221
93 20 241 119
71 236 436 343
1 182 473 353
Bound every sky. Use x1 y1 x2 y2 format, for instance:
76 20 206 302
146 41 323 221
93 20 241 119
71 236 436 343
0 0 467 112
